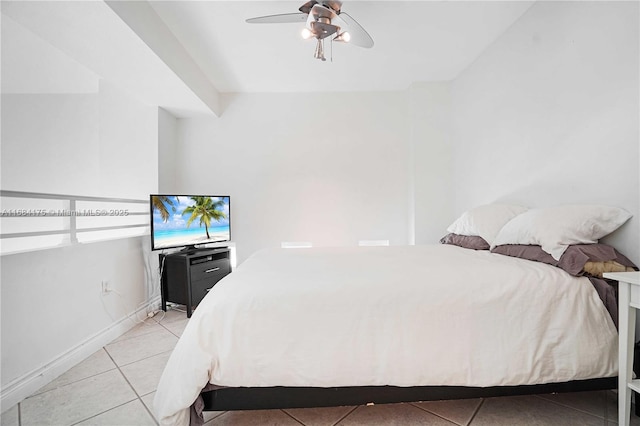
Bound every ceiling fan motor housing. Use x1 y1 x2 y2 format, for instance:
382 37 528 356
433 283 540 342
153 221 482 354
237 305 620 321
308 15 340 39
299 0 343 15
246 0 372 60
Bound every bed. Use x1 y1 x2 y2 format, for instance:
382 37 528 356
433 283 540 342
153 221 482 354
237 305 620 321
153 203 635 426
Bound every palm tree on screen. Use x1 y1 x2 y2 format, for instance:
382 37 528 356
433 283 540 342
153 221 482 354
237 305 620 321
151 196 178 222
182 196 227 239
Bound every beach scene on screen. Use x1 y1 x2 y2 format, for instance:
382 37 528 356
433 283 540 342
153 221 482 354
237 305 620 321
151 196 230 248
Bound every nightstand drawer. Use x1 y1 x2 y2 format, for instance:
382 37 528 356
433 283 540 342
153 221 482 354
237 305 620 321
191 275 226 306
190 259 231 281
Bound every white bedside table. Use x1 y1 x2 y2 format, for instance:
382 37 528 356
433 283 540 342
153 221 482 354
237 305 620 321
605 271 640 426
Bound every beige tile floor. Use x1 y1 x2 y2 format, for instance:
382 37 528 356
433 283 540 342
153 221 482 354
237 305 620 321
1 307 636 425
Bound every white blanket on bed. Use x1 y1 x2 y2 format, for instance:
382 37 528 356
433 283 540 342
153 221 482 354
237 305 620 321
154 245 618 425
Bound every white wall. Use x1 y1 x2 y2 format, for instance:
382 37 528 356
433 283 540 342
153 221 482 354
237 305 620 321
1 81 159 408
409 82 454 245
158 107 179 193
2 80 157 198
97 81 158 198
174 92 412 262
1 93 100 194
0 237 150 397
163 2 639 265
450 1 640 263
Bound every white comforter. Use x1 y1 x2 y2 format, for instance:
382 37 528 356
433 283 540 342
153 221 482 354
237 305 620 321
154 245 618 425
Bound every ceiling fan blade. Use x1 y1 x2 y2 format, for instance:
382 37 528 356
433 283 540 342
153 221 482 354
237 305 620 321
337 11 374 48
246 13 308 24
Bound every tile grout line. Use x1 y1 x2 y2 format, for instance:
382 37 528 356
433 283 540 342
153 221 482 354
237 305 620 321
43 318 178 425
25 348 118 399
108 322 177 346
30 340 172 401
15 316 179 425
69 399 140 426
156 319 186 339
409 402 465 425
280 409 306 425
332 406 359 426
207 411 231 424
103 323 177 366
281 406 358 426
64 348 139 425
532 393 609 421
110 348 175 369
103 346 159 426
202 409 227 425
466 398 485 425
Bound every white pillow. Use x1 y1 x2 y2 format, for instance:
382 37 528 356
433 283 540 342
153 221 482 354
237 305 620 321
447 204 528 247
492 204 632 260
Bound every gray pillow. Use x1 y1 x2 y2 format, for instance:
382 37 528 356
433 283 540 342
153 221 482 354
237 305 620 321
440 234 490 251
491 243 637 276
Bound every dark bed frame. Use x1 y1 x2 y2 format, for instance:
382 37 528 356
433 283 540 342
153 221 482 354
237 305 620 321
201 377 617 411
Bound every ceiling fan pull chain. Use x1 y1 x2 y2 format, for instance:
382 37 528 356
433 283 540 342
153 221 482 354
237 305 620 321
330 37 333 62
323 38 327 62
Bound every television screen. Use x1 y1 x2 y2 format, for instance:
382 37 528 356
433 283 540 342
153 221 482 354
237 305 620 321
150 195 230 250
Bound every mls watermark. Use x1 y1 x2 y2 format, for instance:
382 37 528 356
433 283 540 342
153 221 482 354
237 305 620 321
0 209 130 217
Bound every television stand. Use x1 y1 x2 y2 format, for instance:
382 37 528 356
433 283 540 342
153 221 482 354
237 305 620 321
160 247 232 317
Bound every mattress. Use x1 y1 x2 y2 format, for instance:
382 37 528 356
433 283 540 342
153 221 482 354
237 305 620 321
154 244 618 425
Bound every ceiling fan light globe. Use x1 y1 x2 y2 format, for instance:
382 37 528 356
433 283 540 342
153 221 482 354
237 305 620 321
301 28 313 39
333 30 350 43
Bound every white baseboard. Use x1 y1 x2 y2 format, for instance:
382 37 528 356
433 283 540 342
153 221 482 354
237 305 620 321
0 296 161 413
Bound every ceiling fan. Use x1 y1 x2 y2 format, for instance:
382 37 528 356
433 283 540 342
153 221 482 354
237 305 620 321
246 0 374 61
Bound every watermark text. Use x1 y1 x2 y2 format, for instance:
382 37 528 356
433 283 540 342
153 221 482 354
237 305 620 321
1 209 130 217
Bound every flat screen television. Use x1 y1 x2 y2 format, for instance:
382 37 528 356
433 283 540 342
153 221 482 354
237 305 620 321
150 195 230 251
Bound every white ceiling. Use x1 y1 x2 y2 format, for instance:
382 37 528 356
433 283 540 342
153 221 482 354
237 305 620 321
1 1 534 116
147 1 534 93
1 0 215 116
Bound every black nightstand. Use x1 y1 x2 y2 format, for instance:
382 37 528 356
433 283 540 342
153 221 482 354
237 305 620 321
160 247 232 317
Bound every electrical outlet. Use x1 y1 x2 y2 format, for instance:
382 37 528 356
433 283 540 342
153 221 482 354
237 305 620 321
101 280 111 294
